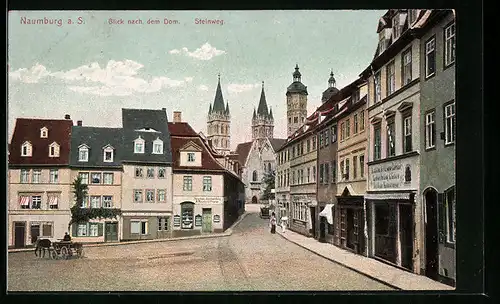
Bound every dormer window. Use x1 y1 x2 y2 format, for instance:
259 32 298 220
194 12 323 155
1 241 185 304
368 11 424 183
134 136 145 154
392 14 400 40
187 152 195 162
40 127 48 138
48 142 60 157
103 145 114 162
152 138 163 154
408 9 418 25
21 141 32 157
78 144 89 162
379 35 386 54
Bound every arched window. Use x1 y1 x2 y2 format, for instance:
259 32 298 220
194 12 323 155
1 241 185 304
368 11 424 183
252 170 258 181
268 163 272 172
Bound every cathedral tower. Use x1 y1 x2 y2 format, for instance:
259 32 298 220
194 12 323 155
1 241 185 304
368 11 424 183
207 74 231 155
252 81 274 149
286 64 308 137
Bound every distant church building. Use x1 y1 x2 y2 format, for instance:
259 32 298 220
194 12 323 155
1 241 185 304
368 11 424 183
286 64 309 136
252 81 275 149
207 74 231 155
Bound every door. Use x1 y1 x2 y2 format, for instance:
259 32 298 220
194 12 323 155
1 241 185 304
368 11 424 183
425 190 439 279
310 207 316 238
399 204 414 271
319 216 326 241
30 223 40 244
105 222 118 242
202 208 212 233
346 209 355 250
14 222 26 248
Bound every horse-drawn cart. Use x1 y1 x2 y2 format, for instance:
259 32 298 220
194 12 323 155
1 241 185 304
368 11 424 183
35 238 84 260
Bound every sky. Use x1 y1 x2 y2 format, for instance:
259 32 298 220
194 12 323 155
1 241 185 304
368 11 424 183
8 10 384 150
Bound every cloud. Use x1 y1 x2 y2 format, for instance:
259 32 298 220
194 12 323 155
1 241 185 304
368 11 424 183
169 42 226 61
9 60 194 96
227 83 261 94
198 85 209 91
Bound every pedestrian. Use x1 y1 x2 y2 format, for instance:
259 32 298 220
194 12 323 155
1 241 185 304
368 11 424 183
281 216 287 233
270 212 277 234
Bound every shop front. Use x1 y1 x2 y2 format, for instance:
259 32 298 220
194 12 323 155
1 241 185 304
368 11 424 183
172 196 224 237
290 194 316 237
318 202 335 244
334 193 366 255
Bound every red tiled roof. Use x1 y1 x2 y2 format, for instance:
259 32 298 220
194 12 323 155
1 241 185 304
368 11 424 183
168 122 198 136
235 141 253 166
9 118 73 165
170 136 226 172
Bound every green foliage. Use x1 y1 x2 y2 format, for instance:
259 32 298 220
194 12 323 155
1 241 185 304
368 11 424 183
260 170 276 201
68 176 121 231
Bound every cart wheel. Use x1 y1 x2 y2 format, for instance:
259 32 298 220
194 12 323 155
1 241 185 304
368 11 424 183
77 247 84 258
60 246 69 259
50 249 57 260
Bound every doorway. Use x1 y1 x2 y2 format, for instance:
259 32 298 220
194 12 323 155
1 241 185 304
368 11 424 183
30 223 40 244
14 222 26 248
425 189 439 279
399 204 414 271
251 196 258 204
105 222 119 242
310 207 316 238
202 208 212 233
346 209 355 250
319 216 326 242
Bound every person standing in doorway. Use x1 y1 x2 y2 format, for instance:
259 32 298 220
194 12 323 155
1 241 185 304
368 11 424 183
270 212 277 234
281 216 288 233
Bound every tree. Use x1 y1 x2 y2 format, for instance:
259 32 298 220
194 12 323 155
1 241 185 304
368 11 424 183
260 170 276 201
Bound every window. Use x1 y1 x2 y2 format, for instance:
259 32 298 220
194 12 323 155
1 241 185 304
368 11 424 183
387 119 396 157
319 164 324 184
103 173 114 185
340 122 345 141
103 196 113 208
331 161 336 183
353 115 359 134
312 136 316 150
252 171 258 182
21 142 32 157
32 169 41 183
49 142 60 157
157 189 166 202
301 117 305 123
103 147 113 162
340 160 344 181
89 224 99 237
294 117 298 123
146 190 155 203
324 129 329 145
403 115 412 153
40 127 48 138
425 111 436 149
49 169 59 183
292 146 296 158
345 159 350 181
19 195 30 209
409 9 418 24
187 152 195 162
402 48 412 85
319 132 324 147
386 61 395 95
379 35 386 54
445 188 456 243
91 172 101 184
374 71 381 103
134 137 145 154
288 117 292 124
324 163 329 183
425 37 436 78
292 171 296 185
134 190 143 203
360 111 365 131
331 125 337 142
20 169 30 183
392 15 400 40
183 176 193 191
78 146 89 162
77 224 88 236
81 196 89 208
31 195 41 209
445 103 456 145
153 138 163 154
181 203 194 229
158 217 169 231
312 166 316 182
353 156 358 179
158 167 166 178
307 167 310 183
203 176 212 191
79 172 89 184
135 167 143 178
373 124 382 160
346 119 350 138
131 220 148 235
42 223 53 237
90 196 101 208
360 155 365 178
48 194 59 209
306 139 311 152
444 23 456 66
147 167 155 178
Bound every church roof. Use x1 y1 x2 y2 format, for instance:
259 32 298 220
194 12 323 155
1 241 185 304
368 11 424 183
268 138 287 152
211 75 226 113
235 141 253 166
256 82 270 118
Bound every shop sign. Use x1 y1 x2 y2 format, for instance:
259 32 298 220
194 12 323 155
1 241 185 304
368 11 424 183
213 215 220 223
173 215 181 227
195 215 202 226
370 162 413 190
194 197 222 204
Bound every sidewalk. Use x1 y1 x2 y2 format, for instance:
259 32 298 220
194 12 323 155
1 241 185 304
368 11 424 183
8 212 249 253
277 227 454 291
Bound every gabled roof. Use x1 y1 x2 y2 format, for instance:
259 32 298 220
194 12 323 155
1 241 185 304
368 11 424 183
234 141 253 166
268 138 287 152
69 127 123 168
9 118 73 165
168 122 198 137
121 108 172 164
170 136 225 172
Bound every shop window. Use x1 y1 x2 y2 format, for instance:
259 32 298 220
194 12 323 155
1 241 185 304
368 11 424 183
181 203 194 229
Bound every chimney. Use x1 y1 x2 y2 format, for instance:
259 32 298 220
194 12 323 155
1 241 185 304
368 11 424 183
173 111 182 123
77 120 83 126
64 114 71 119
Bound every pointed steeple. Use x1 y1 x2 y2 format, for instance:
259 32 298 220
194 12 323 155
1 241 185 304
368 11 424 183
293 64 302 82
257 81 269 118
225 101 230 115
212 73 225 113
252 108 257 120
208 103 212 115
269 107 273 120
328 70 336 88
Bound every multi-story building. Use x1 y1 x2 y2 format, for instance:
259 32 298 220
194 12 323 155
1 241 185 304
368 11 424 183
418 9 456 286
360 9 433 273
68 123 123 243
207 75 231 155
8 115 74 248
334 80 369 256
120 108 174 241
169 113 245 236
275 144 291 220
286 64 308 136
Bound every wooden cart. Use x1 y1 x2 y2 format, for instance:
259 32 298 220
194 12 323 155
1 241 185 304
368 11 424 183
50 241 84 259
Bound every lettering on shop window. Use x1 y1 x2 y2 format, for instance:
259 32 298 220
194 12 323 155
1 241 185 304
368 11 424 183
370 163 412 189
173 215 181 227
195 215 202 226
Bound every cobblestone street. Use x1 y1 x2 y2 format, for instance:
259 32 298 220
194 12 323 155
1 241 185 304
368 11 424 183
8 211 394 291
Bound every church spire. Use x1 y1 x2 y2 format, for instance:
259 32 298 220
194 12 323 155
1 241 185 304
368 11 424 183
328 70 336 88
212 73 225 113
253 107 257 120
225 101 230 115
257 81 269 118
269 107 273 120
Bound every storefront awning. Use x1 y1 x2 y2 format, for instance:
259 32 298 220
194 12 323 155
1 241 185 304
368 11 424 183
319 204 335 225
364 192 413 201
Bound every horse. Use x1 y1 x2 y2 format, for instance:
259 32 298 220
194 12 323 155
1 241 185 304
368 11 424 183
34 238 52 258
